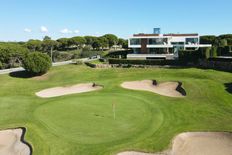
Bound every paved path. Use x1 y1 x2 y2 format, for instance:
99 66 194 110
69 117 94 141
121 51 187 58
0 60 75 75
0 58 100 75
0 67 25 75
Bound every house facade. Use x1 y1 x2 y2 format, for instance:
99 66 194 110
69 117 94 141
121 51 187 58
128 28 211 60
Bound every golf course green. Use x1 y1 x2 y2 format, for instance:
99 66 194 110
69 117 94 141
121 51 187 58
0 65 231 155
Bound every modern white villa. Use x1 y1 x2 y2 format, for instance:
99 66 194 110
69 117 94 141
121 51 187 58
128 28 212 60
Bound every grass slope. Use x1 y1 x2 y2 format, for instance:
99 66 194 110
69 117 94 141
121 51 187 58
0 65 231 155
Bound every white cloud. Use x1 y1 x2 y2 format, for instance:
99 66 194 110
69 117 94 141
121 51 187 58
40 26 48 33
60 28 72 34
95 32 100 36
74 29 79 34
24 28 32 33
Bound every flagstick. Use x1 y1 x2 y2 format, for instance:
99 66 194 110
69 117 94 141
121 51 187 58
112 103 116 120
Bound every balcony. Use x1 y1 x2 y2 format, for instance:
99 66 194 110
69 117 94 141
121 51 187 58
127 54 175 60
129 44 141 48
147 44 173 48
184 44 212 48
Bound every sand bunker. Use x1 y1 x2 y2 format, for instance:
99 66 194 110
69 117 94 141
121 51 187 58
121 80 186 97
117 132 232 155
0 128 31 155
36 83 103 98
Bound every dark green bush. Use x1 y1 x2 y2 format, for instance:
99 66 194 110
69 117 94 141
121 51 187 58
108 59 181 66
80 50 102 58
211 47 218 57
53 51 73 62
217 46 232 56
22 52 52 75
208 57 232 62
84 62 96 68
179 49 206 64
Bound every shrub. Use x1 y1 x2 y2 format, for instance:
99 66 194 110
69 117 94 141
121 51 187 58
80 50 102 58
211 47 218 57
70 50 82 59
84 62 96 68
22 52 52 75
53 51 73 62
204 48 211 59
217 46 232 56
82 45 92 52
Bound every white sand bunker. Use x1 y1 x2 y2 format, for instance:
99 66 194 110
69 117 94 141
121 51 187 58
0 128 31 155
121 80 186 97
36 83 103 98
117 132 232 155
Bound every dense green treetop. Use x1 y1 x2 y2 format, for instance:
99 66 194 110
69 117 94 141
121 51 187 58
103 34 118 48
26 39 42 51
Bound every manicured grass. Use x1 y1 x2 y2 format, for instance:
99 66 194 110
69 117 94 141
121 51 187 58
0 65 231 155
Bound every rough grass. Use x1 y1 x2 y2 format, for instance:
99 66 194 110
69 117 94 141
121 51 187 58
0 65 231 155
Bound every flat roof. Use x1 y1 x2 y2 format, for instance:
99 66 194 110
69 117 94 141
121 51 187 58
133 33 199 37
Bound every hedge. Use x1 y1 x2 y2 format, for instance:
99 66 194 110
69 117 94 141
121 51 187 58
108 59 181 66
104 50 133 58
179 49 205 63
84 62 96 68
208 57 232 62
217 46 232 56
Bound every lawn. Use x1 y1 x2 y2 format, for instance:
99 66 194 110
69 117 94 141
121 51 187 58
0 65 231 155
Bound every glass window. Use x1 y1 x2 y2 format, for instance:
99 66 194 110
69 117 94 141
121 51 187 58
148 38 167 45
186 38 198 44
171 42 184 45
133 48 141 54
130 39 141 45
148 48 169 54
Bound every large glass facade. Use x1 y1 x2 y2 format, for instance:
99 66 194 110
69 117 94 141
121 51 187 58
171 42 185 45
132 48 141 54
185 38 198 44
130 39 141 45
148 38 168 45
148 48 173 54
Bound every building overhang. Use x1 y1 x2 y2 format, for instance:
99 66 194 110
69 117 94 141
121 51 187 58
127 54 176 60
185 44 212 48
147 45 173 48
129 45 141 48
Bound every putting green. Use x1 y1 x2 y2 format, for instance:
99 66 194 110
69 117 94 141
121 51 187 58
34 94 161 144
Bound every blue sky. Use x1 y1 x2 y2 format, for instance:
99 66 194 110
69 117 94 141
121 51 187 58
1 0 232 41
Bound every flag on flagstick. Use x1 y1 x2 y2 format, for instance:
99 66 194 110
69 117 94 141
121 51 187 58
112 102 116 120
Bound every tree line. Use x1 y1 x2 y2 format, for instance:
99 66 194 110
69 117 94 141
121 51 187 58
200 34 232 57
0 34 128 70
0 33 231 74
26 34 128 52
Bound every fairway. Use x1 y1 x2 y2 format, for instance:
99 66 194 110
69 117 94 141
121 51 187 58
0 65 231 155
